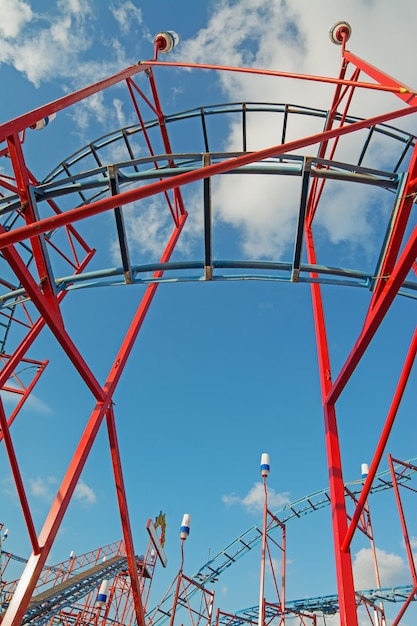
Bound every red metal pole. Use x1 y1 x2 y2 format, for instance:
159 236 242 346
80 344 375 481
387 457 417 626
0 237 105 401
305 228 358 626
6 133 62 319
106 406 146 626
342 50 417 106
169 540 185 626
0 400 39 553
368 146 417 308
341 325 417 553
387 457 417 586
142 60 416 99
327 223 417 407
0 64 150 141
258 478 268 626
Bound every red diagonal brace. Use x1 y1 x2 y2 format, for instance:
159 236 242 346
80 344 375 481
6 133 62 321
341 324 417 553
0 231 104 401
343 49 417 106
106 406 146 626
369 143 417 307
327 222 417 407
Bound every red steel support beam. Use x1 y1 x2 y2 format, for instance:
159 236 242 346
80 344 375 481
339 47 417 309
0 64 150 141
6 133 62 321
341 324 417 553
106 406 146 626
125 78 182 227
343 50 417 106
387 455 417 626
305 228 357 626
0 358 48 441
388 456 417 585
146 69 187 219
327 221 417 408
306 51 358 226
0 234 105 401
0 399 39 553
368 145 417 307
142 60 417 100
2 213 187 626
0 249 94 392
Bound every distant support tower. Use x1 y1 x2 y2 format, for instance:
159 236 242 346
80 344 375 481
0 514 167 625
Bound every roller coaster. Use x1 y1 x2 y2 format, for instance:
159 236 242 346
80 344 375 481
1 457 416 624
0 19 416 626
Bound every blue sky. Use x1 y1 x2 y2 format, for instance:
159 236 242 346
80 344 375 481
0 1 416 625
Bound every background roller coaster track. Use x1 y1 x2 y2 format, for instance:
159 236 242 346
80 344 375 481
147 457 417 624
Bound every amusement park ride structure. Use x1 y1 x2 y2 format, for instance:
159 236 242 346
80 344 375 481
0 20 416 626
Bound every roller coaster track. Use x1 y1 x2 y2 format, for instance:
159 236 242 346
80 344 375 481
22 556 127 625
1 556 128 625
222 585 415 622
148 457 417 624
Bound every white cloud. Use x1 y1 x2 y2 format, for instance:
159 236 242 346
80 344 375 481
28 476 96 506
0 0 33 39
74 479 97 505
314 181 380 248
61 0 92 16
1 473 18 500
29 475 58 501
110 1 142 35
353 547 411 590
110 185 205 266
0 3 93 87
172 0 417 259
71 91 107 130
0 0 130 90
113 98 126 127
1 387 52 414
223 481 290 514
112 197 174 262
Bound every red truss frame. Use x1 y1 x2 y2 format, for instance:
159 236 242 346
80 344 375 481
0 25 416 626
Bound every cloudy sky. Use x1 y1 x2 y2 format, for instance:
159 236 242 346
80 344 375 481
0 1 416 625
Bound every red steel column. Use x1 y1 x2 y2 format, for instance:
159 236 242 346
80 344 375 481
306 228 358 626
387 456 417 625
342 325 417 552
106 406 146 626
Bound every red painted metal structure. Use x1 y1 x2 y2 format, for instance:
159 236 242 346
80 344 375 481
0 23 416 626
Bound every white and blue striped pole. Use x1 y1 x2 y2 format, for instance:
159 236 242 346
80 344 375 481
259 453 270 626
96 579 109 608
180 514 191 540
30 113 56 130
260 453 270 478
361 463 369 480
